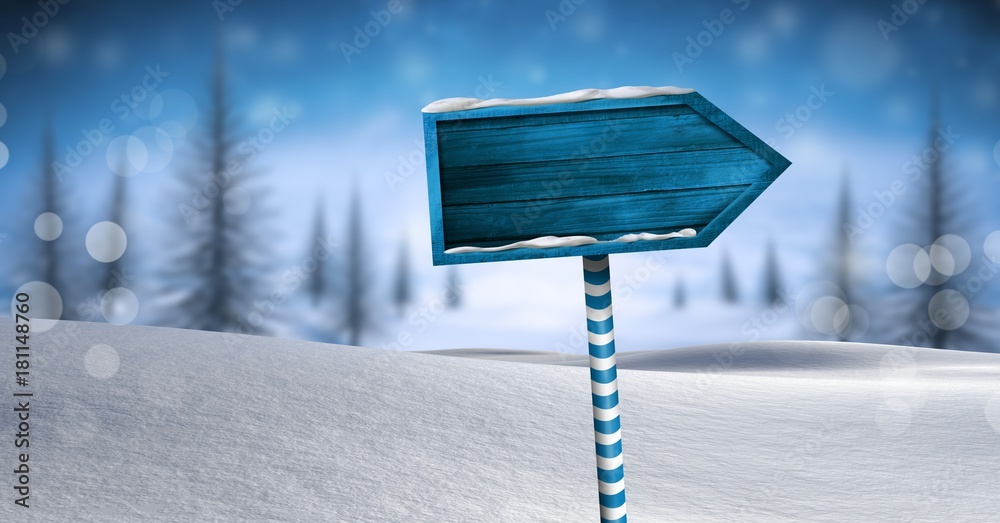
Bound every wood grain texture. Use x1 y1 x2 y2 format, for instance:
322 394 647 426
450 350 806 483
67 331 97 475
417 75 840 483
442 185 748 248
423 92 791 265
437 106 737 169
440 147 771 206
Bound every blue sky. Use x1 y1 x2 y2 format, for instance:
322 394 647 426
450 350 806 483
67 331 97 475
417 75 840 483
1 0 999 350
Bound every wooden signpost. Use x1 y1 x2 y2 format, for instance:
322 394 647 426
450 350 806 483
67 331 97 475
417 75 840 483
422 87 790 523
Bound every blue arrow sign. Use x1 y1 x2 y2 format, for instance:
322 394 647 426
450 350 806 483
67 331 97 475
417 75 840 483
421 87 790 523
423 90 790 266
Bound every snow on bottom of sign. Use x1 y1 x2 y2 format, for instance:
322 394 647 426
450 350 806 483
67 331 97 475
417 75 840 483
444 228 697 254
422 85 695 113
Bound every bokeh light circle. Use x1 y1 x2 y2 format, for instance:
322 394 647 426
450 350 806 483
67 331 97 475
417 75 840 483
157 120 187 149
928 289 970 331
100 287 139 325
106 135 146 176
931 234 971 276
86 221 128 263
984 231 1000 264
993 139 1000 169
0 103 7 127
794 280 843 332
0 142 8 169
12 281 62 332
927 244 955 277
131 126 173 173
34 212 63 241
810 295 847 335
84 344 120 380
834 304 870 340
887 244 928 288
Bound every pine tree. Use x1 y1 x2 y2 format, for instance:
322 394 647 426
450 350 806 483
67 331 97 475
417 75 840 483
673 274 686 309
834 170 855 342
27 120 71 320
445 265 461 309
920 94 950 349
887 89 975 349
720 248 740 304
106 162 128 290
308 197 327 307
163 34 271 333
342 186 371 345
392 236 411 316
763 240 782 307
40 123 60 291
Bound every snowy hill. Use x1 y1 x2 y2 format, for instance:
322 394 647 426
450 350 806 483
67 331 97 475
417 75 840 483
2 320 1000 522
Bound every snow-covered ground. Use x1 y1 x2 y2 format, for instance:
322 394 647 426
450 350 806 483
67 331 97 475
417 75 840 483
2 319 1000 522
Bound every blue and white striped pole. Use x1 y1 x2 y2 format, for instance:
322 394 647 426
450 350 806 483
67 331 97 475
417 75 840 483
583 254 627 523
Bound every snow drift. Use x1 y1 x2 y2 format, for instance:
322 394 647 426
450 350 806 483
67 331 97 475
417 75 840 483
2 319 999 522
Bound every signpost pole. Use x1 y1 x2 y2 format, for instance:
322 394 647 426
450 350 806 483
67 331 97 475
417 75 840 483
583 254 627 523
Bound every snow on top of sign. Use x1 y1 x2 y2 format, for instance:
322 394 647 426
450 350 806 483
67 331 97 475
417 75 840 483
444 228 697 254
422 85 696 113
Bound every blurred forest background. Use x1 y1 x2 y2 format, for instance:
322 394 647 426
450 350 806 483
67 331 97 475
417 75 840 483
1 0 999 352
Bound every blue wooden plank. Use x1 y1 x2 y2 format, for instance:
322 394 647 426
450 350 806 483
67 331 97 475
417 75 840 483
440 147 771 206
437 108 739 170
442 185 748 248
436 103 693 133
